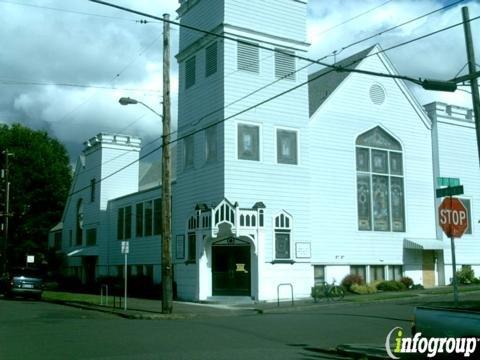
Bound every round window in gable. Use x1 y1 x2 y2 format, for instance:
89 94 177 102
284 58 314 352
369 84 386 105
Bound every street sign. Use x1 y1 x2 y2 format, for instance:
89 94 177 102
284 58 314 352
436 185 464 198
26 255 34 263
436 177 460 187
438 197 468 238
121 241 129 254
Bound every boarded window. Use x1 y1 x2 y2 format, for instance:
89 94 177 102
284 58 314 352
185 56 196 89
238 42 259 73
277 129 298 164
238 124 259 161
275 49 295 80
205 42 217 77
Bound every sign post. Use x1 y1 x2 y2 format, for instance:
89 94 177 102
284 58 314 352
121 241 129 311
438 195 468 306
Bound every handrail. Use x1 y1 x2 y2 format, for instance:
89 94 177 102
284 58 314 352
100 284 109 306
277 283 294 307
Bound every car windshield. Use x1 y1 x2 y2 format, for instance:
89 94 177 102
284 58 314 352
11 268 42 278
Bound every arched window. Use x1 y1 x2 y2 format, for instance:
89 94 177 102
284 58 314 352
274 212 292 259
356 126 405 232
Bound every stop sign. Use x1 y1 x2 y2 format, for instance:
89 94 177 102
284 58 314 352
438 197 468 238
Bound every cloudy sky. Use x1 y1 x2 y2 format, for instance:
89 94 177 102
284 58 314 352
1 0 479 162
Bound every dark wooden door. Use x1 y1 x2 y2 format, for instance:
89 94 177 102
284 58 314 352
212 245 251 296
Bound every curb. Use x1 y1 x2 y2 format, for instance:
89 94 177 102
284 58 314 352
43 299 194 320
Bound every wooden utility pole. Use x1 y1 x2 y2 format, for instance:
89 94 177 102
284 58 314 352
161 13 173 314
462 6 480 165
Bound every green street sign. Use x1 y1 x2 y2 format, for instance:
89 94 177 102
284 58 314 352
437 177 460 187
436 185 464 198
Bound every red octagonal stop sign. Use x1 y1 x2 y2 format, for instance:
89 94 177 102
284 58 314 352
438 197 468 238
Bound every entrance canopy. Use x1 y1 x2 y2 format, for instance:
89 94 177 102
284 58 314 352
404 238 444 250
67 246 98 257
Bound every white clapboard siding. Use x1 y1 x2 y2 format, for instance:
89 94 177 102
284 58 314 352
309 48 437 266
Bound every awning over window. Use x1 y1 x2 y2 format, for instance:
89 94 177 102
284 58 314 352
67 246 98 257
404 238 445 250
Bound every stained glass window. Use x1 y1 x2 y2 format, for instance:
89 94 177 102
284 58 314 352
356 127 405 232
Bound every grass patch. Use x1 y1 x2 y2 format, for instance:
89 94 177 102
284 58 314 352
345 291 418 303
43 291 101 305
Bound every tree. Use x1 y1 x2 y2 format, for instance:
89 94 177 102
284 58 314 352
0 124 72 270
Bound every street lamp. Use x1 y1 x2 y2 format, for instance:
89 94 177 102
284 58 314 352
119 97 163 119
118 95 173 314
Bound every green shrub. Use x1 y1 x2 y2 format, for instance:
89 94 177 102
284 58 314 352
376 280 406 292
341 274 364 291
350 283 377 295
456 267 475 285
471 277 480 285
400 276 413 289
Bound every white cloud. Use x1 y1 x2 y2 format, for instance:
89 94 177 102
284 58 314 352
1 0 479 160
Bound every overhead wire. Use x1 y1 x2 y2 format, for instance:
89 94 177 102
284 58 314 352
0 0 147 22
65 14 480 199
64 1 479 198
316 0 393 36
0 78 161 93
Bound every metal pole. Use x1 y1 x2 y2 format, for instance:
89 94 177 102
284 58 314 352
124 252 128 311
161 13 173 314
449 195 459 306
451 235 459 306
462 6 480 165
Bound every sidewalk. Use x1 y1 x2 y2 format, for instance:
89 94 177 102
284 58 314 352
42 285 480 320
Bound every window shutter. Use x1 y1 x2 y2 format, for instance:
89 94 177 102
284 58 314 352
205 42 217 77
275 49 295 80
238 42 259 73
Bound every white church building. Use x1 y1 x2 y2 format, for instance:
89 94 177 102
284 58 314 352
50 0 480 301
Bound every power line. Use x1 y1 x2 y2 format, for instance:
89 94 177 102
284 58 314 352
89 0 476 89
0 78 161 93
317 0 393 36
335 0 466 56
176 0 468 134
67 2 480 199
0 0 146 22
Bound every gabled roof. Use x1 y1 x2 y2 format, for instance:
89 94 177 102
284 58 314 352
308 46 375 117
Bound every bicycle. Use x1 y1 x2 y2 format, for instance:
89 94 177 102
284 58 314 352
312 280 345 302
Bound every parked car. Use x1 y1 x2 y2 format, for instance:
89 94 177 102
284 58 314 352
0 268 44 300
412 306 480 337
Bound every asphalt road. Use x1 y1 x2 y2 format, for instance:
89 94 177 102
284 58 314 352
0 296 428 360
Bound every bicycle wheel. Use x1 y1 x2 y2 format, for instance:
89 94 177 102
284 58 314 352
329 286 345 301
